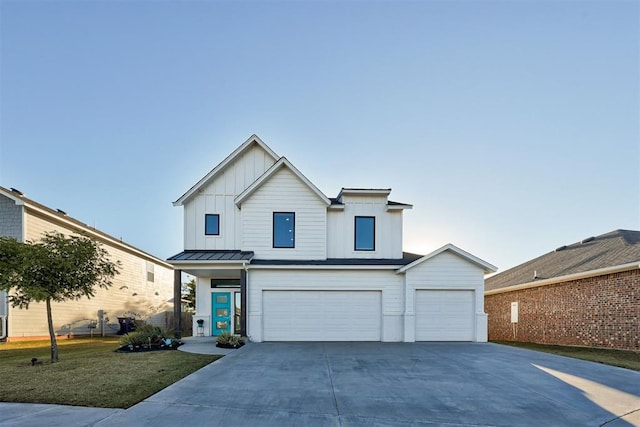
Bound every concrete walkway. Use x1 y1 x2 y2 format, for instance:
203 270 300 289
177 336 244 356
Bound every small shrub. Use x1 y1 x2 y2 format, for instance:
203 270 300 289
228 335 245 346
119 325 168 347
216 332 231 345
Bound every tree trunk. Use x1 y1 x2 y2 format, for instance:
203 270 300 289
46 297 58 363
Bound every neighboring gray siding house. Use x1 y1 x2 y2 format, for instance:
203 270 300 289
485 230 640 350
0 186 174 341
169 135 496 342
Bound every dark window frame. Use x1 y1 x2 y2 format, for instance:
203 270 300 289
273 212 295 248
354 216 375 251
205 214 220 236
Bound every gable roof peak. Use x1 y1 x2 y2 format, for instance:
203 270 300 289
173 134 279 206
235 157 330 207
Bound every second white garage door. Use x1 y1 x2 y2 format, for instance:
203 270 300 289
262 290 381 341
415 290 475 341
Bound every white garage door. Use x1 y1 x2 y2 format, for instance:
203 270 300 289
262 290 381 341
415 290 474 341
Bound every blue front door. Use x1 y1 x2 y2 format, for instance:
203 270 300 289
212 292 231 336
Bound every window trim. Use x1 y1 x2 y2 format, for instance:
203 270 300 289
272 212 295 248
354 216 375 251
205 214 220 236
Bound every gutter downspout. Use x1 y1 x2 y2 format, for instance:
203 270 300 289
243 262 249 340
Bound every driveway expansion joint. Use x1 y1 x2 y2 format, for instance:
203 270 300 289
599 407 640 426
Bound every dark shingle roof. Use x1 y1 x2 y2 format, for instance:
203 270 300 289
168 250 254 262
251 252 423 266
486 230 640 291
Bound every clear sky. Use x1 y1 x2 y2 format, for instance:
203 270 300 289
1 1 638 273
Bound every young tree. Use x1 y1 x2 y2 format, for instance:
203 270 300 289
181 278 196 312
0 232 120 363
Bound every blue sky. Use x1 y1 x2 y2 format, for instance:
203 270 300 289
1 1 638 272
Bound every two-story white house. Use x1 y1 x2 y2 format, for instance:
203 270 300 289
169 135 496 342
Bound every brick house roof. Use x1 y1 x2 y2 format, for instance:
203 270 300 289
485 229 640 291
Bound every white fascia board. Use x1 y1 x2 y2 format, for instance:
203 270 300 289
328 204 345 210
248 264 400 270
337 188 392 199
234 157 331 207
396 243 497 274
173 134 279 206
386 204 413 211
168 260 249 268
0 189 25 205
484 262 640 296
24 204 173 269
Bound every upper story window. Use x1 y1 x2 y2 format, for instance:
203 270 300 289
273 212 295 248
354 216 375 251
205 214 220 235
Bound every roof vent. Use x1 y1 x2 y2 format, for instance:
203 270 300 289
555 245 567 251
10 187 23 195
56 209 67 215
581 236 595 244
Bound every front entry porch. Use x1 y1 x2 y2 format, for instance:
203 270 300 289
168 250 253 339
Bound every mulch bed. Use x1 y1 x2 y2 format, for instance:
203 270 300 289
116 341 183 353
216 342 245 349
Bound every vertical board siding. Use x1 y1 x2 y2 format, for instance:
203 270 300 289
7 211 173 339
405 251 485 315
183 144 276 250
241 167 327 260
327 195 403 259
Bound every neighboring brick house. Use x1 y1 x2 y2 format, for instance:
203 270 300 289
485 230 639 351
0 185 174 341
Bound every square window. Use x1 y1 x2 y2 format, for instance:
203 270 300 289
355 216 375 251
205 214 220 235
273 212 295 248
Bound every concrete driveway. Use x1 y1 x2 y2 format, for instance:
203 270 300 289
96 342 640 427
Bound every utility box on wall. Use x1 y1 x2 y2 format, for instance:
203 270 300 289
510 302 518 323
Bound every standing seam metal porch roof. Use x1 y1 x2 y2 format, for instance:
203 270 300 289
168 250 255 262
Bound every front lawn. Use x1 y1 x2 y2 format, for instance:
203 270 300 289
493 341 640 371
0 337 219 408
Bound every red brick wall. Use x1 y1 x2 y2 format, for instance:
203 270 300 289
485 269 639 351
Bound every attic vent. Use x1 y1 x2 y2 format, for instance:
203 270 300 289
555 245 567 251
56 209 67 215
581 236 595 244
10 188 23 195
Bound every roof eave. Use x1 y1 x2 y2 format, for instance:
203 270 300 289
397 244 497 274
174 134 279 206
235 157 331 207
485 262 640 295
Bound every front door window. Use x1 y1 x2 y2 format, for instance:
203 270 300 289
211 292 231 335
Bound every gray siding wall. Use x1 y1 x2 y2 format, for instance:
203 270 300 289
0 195 23 241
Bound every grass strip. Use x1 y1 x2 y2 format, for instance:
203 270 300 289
493 340 640 371
0 337 219 408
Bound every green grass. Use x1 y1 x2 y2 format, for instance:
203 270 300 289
0 337 219 408
493 341 640 371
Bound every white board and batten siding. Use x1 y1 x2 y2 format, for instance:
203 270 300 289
248 269 404 342
183 144 276 250
241 167 327 260
327 195 403 259
403 250 488 342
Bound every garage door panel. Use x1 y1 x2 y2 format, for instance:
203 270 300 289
415 290 474 341
263 291 381 341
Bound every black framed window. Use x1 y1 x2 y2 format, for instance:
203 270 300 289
355 216 375 251
273 212 295 248
205 214 220 235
